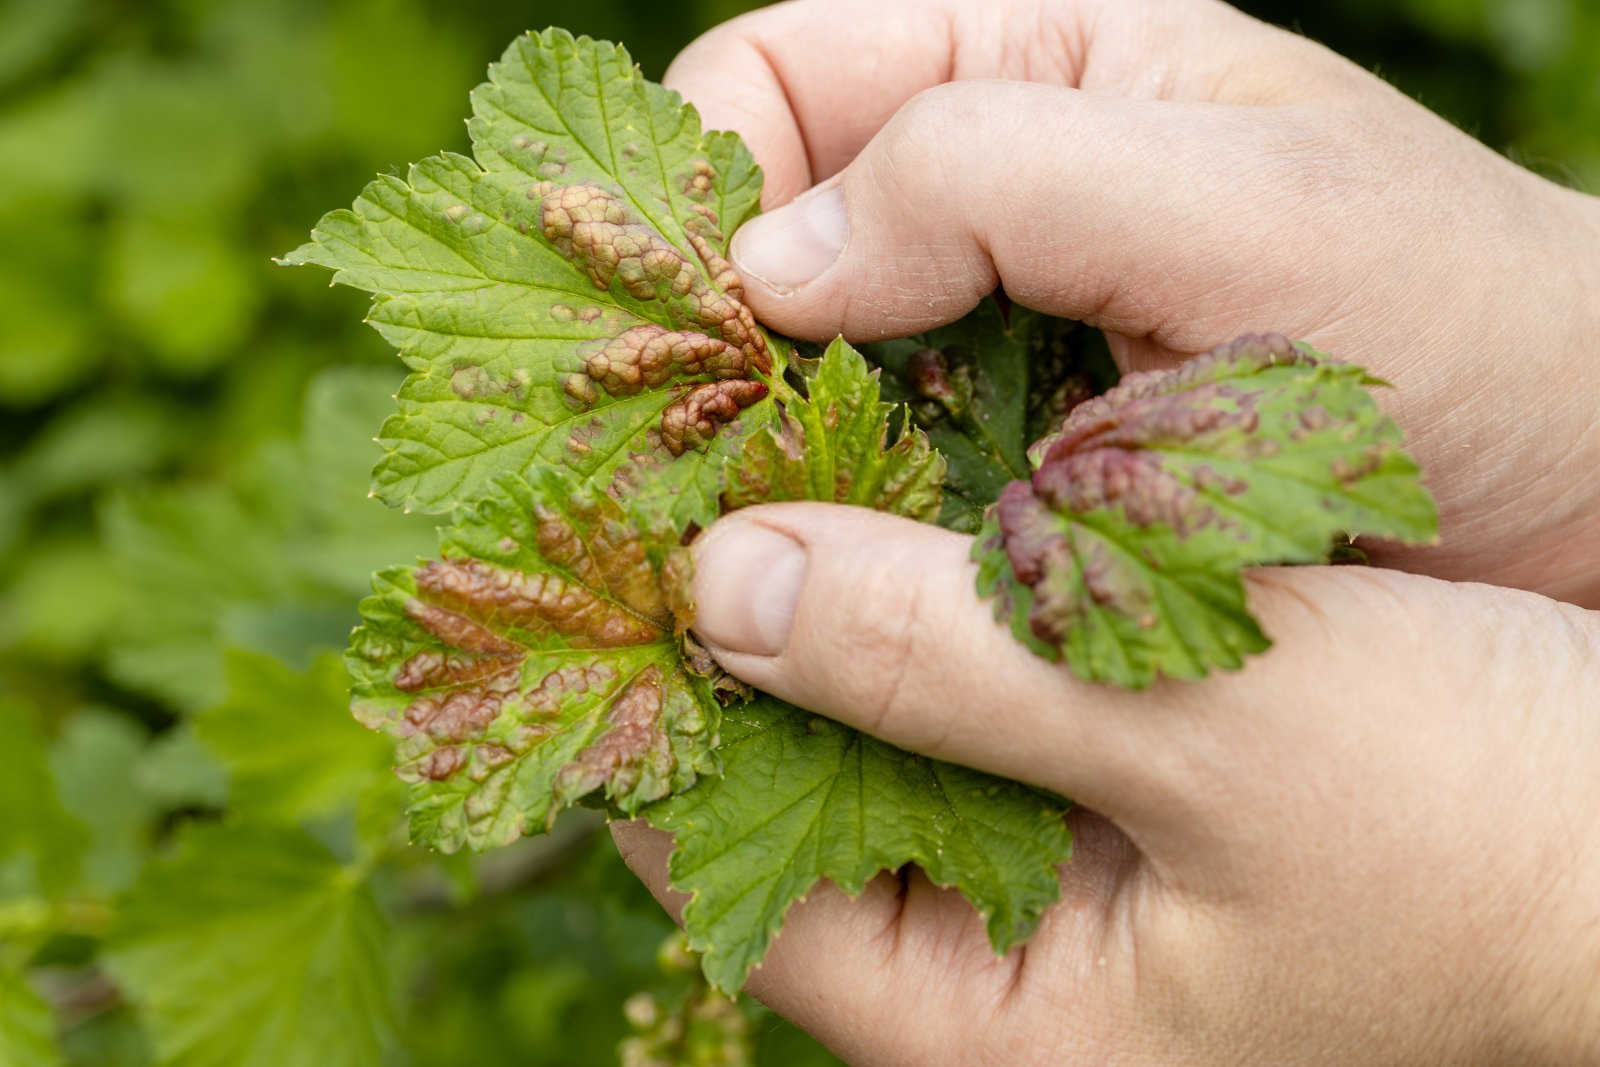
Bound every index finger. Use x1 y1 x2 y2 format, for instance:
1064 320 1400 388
664 0 1334 207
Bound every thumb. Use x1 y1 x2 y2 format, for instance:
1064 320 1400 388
727 79 1336 350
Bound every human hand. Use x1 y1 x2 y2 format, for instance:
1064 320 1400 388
660 0 1600 606
615 506 1600 1065
613 1 1600 1062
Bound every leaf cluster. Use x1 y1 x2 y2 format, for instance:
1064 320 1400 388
285 27 1435 997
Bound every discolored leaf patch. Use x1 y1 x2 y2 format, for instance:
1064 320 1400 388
348 469 720 852
975 334 1439 687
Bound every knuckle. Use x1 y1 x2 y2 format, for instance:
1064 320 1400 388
827 561 935 740
878 82 970 175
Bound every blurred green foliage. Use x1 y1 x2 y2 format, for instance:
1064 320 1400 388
0 0 1592 1063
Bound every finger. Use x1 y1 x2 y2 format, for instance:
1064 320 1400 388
686 503 1525 864
721 77 1378 348
612 812 1148 1063
664 0 1345 208
687 503 1219 845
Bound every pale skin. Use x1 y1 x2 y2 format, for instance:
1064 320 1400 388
610 0 1600 1063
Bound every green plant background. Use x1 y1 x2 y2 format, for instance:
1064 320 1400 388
0 1 1593 1064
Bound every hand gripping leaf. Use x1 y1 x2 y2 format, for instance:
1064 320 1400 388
975 335 1438 687
281 29 777 526
347 470 719 852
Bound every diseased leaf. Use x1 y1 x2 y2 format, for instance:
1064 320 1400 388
864 300 1115 531
722 338 944 522
643 698 1074 993
281 28 782 527
195 650 391 825
975 334 1439 687
0 966 63 1067
103 824 396 1067
347 469 719 853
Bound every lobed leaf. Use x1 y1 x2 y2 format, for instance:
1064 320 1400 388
348 469 720 853
281 28 782 527
103 824 396 1067
975 334 1439 687
644 698 1074 994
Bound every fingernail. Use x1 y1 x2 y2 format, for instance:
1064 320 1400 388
730 184 847 292
691 520 807 656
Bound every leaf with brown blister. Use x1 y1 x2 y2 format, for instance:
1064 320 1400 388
347 469 720 852
976 335 1438 687
281 29 781 530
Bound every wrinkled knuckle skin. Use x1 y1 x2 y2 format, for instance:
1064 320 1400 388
826 562 930 742
880 82 969 174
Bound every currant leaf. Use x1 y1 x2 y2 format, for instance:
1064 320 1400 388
643 697 1074 994
974 334 1439 687
280 28 781 527
723 337 944 521
103 824 397 1067
347 468 720 853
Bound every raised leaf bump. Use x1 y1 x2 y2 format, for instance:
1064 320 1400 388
975 334 1439 687
280 29 780 525
347 469 720 852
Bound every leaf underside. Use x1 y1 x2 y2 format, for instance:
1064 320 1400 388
347 468 719 853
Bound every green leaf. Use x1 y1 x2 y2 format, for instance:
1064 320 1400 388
0 702 86 901
102 824 396 1067
49 710 158 894
133 726 228 813
282 28 780 527
100 366 437 711
643 698 1074 993
976 335 1439 687
347 469 719 853
195 650 391 825
0 966 63 1067
864 301 1114 532
723 338 944 522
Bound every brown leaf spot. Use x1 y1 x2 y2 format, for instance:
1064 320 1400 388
402 686 507 742
660 380 768 455
553 666 671 801
583 324 748 396
540 185 699 300
415 558 663 648
404 599 521 656
681 159 716 201
394 650 520 693
419 746 466 780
